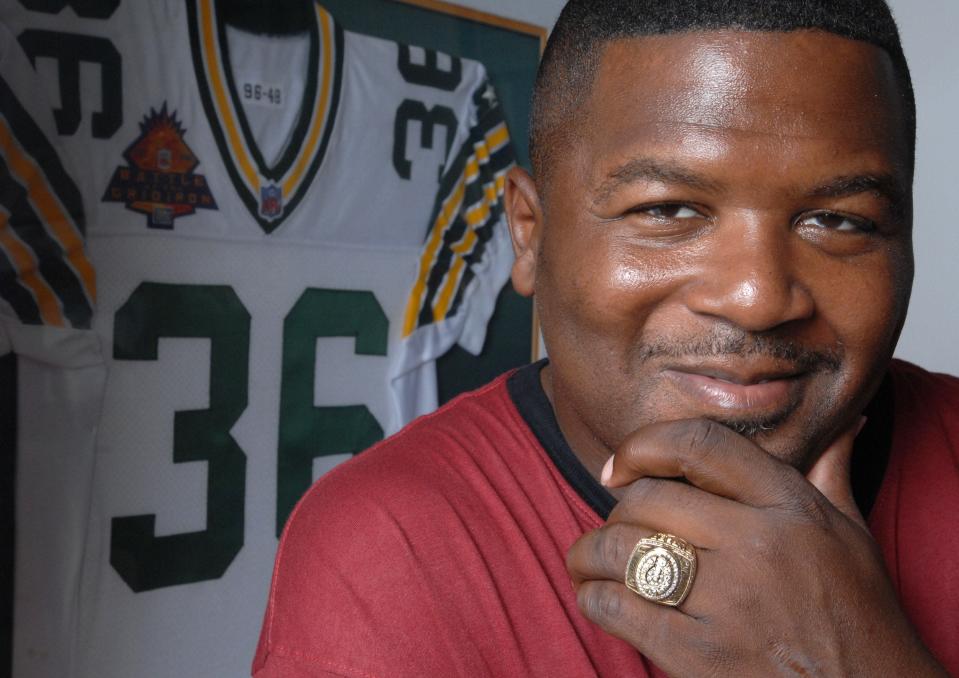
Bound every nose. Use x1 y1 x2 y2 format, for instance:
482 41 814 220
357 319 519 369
683 220 815 332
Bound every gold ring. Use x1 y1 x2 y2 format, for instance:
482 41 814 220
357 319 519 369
624 532 697 606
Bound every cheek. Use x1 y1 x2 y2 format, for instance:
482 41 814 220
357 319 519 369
814 247 908 364
541 235 685 343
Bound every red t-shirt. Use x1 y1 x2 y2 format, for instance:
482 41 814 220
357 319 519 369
252 360 959 677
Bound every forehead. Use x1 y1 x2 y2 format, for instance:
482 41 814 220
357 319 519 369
572 30 910 184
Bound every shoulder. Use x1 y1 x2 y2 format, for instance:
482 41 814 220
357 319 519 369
889 358 959 409
300 370 523 510
270 370 534 586
886 359 959 461
254 371 540 673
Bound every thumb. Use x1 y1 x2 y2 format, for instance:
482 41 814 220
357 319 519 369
806 416 868 529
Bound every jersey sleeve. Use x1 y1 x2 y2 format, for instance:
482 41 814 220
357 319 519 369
390 71 516 421
0 22 99 365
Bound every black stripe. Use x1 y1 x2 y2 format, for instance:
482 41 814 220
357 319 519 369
411 122 484 326
0 76 85 236
0 156 91 328
444 152 515 319
417 210 470 327
0 352 17 678
0 246 42 327
486 142 515 175
445 193 508 319
414 110 515 327
507 360 616 519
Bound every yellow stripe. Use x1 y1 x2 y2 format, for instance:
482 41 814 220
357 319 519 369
431 197 491 322
431 226 479 322
463 124 508 181
464 156 480 182
431 171 509 322
283 6 333 196
486 123 509 151
401 122 512 335
200 0 259 192
401 175 467 336
0 118 96 306
0 210 65 327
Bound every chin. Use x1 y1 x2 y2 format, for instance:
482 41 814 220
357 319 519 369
709 413 824 470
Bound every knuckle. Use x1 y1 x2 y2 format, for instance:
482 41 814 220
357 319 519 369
798 495 832 527
691 627 739 677
598 523 634 569
745 520 787 563
703 644 738 678
621 476 662 507
776 471 834 525
676 418 727 472
577 581 623 626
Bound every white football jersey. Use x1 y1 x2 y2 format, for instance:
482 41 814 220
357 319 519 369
1 2 515 677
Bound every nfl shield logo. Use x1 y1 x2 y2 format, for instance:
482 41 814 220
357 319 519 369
260 184 283 220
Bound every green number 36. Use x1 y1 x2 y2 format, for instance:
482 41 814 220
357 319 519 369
110 283 387 592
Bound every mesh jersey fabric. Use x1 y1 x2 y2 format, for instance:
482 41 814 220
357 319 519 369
253 359 959 677
1 2 515 676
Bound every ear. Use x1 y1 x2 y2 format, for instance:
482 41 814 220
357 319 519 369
504 166 543 298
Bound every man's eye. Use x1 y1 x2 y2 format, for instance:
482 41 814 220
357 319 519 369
799 212 876 233
641 204 701 219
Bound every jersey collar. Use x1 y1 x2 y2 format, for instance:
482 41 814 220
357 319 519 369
186 0 344 233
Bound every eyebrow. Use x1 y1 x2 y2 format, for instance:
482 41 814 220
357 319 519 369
592 158 724 205
593 159 909 215
808 174 907 207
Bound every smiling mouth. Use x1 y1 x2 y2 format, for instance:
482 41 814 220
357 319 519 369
663 365 805 416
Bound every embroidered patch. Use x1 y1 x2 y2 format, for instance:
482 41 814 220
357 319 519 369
259 183 283 220
102 103 217 229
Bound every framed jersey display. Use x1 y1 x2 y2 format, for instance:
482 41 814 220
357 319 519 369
0 1 544 677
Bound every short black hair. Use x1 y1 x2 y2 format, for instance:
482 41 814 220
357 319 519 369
530 0 915 181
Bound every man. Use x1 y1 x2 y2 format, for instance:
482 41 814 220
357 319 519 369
253 1 959 676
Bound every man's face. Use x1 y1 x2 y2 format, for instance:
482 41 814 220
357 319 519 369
509 30 914 470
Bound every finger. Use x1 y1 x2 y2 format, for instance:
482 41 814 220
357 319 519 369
567 521 653 587
805 416 868 529
604 418 803 508
576 579 704 677
566 519 722 618
606 477 757 549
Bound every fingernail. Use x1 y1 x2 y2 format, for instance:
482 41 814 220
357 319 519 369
600 455 614 486
856 416 868 436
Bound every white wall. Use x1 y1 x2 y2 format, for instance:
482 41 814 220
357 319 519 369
450 0 959 375
886 0 959 374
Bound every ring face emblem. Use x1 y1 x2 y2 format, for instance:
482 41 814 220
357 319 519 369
636 547 679 600
625 533 697 606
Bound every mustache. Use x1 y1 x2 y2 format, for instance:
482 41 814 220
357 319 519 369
636 329 844 373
